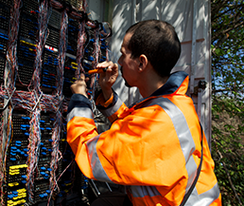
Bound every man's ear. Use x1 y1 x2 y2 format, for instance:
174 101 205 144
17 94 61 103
138 54 148 71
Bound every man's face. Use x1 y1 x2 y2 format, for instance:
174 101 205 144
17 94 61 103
118 33 139 88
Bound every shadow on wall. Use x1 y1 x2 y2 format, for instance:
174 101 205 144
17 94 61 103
111 0 206 71
110 0 209 106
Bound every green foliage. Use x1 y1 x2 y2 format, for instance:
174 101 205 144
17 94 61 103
211 0 244 205
212 100 244 205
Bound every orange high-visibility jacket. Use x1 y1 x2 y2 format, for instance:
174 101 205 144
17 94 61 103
67 71 221 206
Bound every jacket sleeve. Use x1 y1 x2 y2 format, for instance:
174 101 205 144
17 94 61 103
95 90 130 123
67 93 190 187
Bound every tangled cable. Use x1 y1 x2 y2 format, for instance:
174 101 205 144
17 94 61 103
0 0 111 205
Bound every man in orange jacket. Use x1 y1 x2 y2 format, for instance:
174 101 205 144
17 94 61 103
67 20 221 206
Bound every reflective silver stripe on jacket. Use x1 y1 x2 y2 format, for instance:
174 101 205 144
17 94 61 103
185 183 220 206
67 107 94 122
100 97 123 117
145 97 197 194
86 135 113 183
129 185 161 198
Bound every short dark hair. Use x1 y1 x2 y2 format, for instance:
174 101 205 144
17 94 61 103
126 20 181 77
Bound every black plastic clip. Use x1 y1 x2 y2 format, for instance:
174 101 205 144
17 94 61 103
94 20 99 29
78 11 88 23
63 1 72 14
39 0 50 5
193 80 207 95
198 80 207 90
94 20 103 31
57 1 72 14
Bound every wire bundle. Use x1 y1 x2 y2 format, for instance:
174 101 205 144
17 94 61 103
0 108 13 205
76 19 86 78
0 112 4 185
48 110 63 206
26 108 41 203
0 90 67 112
48 5 69 202
0 0 21 204
56 7 68 96
30 0 50 92
25 0 50 202
90 27 101 98
5 0 21 90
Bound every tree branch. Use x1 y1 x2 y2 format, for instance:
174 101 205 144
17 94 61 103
212 4 243 22
215 148 243 205
211 0 229 16
212 20 244 41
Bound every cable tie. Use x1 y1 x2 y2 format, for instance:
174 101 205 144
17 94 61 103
55 95 64 113
32 91 43 111
0 87 16 111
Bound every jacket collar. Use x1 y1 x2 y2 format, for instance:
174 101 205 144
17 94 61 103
130 71 189 108
150 71 188 96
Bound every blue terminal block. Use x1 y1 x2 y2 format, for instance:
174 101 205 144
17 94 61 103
39 193 48 198
8 194 14 199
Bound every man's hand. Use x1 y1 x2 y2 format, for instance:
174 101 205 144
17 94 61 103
70 73 88 98
97 61 119 101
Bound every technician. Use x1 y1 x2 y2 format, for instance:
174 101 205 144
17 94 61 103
67 20 221 206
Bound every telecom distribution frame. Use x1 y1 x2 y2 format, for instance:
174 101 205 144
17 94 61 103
0 0 111 205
